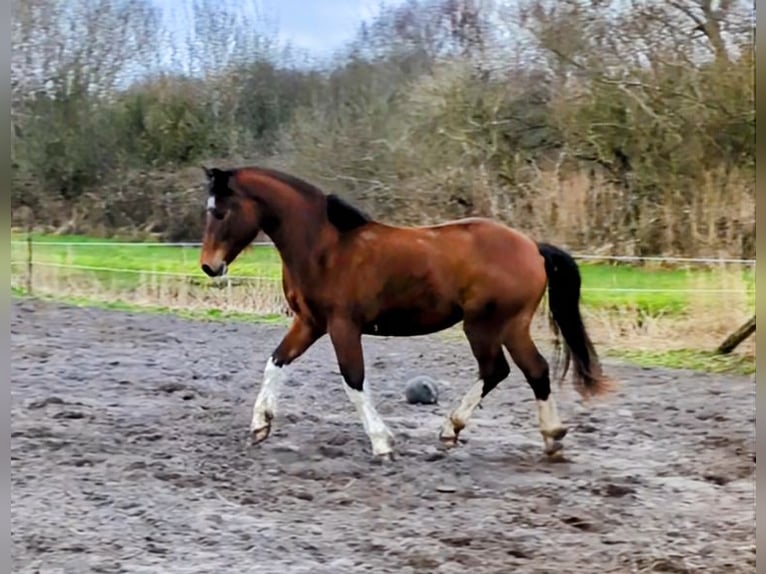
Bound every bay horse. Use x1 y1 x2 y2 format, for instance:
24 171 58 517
199 165 612 460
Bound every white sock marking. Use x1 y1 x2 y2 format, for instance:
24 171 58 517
344 385 393 456
536 397 563 435
440 379 483 438
452 380 484 423
250 357 287 431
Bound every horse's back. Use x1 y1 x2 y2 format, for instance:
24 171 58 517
409 217 542 264
347 217 542 273
354 217 546 297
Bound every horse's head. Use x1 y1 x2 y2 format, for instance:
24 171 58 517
199 166 262 277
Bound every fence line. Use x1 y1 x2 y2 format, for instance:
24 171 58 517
8 260 277 281
569 254 756 265
8 240 757 265
9 260 755 295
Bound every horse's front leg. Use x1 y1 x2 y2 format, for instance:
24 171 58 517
328 317 394 458
250 317 323 443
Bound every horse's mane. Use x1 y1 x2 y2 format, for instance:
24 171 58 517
326 193 373 232
253 167 373 233
256 167 326 199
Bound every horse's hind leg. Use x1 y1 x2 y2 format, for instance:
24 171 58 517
439 321 510 446
250 317 324 444
504 322 568 456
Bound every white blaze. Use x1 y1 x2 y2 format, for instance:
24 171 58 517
206 195 216 211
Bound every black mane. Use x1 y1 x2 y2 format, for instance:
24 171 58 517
204 167 233 198
256 167 326 200
252 167 373 233
326 194 373 232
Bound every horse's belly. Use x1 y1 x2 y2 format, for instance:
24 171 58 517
363 305 463 337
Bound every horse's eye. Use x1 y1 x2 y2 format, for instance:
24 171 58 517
207 206 225 220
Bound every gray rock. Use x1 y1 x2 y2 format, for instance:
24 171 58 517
404 375 439 405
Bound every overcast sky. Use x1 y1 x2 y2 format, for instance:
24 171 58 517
151 0 405 61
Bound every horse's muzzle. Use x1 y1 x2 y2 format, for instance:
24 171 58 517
201 262 227 277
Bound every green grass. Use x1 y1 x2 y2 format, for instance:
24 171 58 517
10 232 754 316
577 261 754 315
605 348 755 376
10 232 282 279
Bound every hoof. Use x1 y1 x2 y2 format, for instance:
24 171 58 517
542 426 568 441
438 418 463 448
250 410 273 445
369 430 396 461
250 424 271 445
438 431 460 449
544 439 565 457
372 451 396 463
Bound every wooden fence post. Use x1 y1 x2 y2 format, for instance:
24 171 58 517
26 218 33 295
716 315 756 355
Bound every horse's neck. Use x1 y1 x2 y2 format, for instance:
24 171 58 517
262 197 334 282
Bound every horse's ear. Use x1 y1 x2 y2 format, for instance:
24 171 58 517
203 166 228 181
203 167 233 197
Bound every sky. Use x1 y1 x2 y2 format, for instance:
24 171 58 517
267 0 394 55
151 0 405 63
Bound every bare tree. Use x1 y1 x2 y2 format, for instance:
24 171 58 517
12 0 161 101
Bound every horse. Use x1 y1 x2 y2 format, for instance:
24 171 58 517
198 165 613 460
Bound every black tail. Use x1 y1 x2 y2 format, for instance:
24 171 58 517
537 242 612 399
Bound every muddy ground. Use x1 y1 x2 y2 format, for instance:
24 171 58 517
11 299 755 573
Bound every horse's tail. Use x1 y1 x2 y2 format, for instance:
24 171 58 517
537 242 613 399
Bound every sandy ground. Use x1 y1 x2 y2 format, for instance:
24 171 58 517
11 299 755 573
